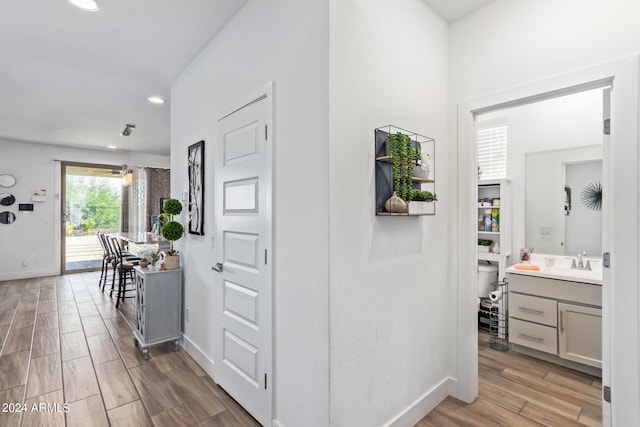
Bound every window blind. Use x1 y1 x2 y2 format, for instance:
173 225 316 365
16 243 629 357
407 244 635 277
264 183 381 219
477 124 507 180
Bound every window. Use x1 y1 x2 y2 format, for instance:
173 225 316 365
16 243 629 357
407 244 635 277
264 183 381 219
477 123 507 180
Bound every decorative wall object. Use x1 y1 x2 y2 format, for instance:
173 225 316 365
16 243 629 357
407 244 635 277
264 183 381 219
0 212 16 224
0 174 16 188
188 140 205 235
31 189 46 202
374 125 436 216
580 181 602 211
0 194 15 206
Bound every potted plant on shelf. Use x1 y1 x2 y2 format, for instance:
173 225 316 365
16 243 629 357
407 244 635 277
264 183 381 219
160 198 184 270
384 132 418 213
407 190 437 214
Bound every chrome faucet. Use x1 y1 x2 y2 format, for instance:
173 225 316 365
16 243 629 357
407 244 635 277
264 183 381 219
571 251 591 270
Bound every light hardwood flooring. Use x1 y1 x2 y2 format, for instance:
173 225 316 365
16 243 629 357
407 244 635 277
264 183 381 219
1 272 603 427
0 272 260 427
416 331 603 426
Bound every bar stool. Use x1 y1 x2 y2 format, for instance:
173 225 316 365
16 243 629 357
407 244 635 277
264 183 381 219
97 232 114 291
107 235 141 307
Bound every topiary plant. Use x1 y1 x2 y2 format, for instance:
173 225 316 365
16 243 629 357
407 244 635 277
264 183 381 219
160 198 184 255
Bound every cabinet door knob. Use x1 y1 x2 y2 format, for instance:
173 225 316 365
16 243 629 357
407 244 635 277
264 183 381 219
212 263 223 273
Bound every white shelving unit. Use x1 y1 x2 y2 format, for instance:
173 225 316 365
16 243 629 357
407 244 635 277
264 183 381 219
477 179 511 281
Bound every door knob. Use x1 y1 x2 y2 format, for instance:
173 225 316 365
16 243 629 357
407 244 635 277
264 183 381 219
212 263 223 272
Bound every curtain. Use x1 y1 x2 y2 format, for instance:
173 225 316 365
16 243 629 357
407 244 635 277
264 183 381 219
146 168 171 219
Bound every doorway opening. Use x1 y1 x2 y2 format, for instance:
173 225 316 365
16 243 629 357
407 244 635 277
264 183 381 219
62 162 123 273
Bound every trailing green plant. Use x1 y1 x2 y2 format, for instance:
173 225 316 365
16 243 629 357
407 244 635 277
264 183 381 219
387 132 417 201
160 198 184 255
412 190 437 202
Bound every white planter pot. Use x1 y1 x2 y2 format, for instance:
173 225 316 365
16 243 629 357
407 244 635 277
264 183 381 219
407 201 434 214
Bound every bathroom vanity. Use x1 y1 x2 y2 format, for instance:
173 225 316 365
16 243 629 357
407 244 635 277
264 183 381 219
506 255 602 376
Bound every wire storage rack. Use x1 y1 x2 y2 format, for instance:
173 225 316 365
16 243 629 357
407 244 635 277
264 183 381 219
489 279 508 351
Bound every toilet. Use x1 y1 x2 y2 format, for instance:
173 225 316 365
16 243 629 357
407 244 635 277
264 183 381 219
478 261 498 298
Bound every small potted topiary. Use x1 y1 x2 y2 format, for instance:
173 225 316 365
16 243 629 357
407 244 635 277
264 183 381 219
160 198 184 270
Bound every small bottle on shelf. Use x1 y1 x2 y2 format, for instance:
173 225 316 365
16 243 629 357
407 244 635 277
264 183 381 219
491 209 499 232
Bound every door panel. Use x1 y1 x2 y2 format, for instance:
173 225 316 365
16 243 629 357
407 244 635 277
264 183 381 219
215 87 272 426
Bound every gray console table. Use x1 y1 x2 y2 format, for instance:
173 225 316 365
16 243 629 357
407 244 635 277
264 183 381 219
133 266 182 360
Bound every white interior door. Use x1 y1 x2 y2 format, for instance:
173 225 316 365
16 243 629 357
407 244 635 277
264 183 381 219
214 85 272 426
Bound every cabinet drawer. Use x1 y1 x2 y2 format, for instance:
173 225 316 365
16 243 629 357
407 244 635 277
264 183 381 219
509 293 557 326
509 318 558 355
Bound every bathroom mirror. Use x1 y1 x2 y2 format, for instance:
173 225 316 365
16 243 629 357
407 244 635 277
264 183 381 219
0 174 16 188
0 194 15 206
0 211 16 224
525 145 602 256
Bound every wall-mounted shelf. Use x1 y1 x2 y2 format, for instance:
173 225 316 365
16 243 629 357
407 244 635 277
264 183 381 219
374 125 436 216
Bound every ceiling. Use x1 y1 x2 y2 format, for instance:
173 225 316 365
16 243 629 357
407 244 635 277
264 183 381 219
423 0 494 22
0 0 248 156
1 0 492 157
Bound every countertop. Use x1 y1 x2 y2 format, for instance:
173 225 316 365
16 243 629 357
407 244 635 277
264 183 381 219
505 254 603 285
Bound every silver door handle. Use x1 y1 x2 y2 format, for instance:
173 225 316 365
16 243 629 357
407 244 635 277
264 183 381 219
212 263 223 272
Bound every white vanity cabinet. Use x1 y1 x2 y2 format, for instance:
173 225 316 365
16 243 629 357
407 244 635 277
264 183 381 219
507 272 602 373
558 302 602 368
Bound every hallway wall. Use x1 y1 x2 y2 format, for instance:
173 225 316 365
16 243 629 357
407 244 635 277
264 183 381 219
171 1 329 426
329 0 451 425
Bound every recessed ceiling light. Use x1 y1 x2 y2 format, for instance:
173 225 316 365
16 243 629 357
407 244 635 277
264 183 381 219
147 96 166 104
107 145 117 149
69 0 99 12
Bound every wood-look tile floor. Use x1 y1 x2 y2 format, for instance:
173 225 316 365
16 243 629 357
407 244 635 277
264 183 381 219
0 272 260 427
417 331 603 426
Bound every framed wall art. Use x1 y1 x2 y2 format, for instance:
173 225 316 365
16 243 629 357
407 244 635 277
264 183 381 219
188 140 205 235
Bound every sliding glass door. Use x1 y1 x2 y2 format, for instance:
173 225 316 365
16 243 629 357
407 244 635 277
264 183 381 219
62 162 123 274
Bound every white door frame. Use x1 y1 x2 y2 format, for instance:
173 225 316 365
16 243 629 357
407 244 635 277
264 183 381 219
454 56 639 426
214 82 273 425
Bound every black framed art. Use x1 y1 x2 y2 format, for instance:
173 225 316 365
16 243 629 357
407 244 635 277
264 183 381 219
188 140 205 235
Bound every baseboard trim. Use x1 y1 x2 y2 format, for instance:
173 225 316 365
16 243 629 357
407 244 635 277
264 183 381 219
181 333 216 378
384 376 455 427
0 269 60 282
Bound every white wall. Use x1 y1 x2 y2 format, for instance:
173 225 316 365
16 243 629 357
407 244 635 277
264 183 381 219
450 1 640 424
0 138 168 281
170 1 329 426
477 89 602 257
329 1 451 425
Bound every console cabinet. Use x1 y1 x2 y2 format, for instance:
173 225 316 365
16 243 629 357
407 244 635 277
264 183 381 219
133 266 182 360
